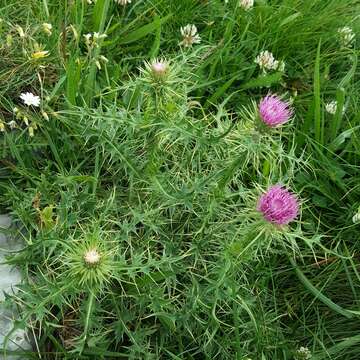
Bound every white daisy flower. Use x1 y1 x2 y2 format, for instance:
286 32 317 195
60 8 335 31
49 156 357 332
180 24 201 47
338 26 355 47
20 92 40 107
239 0 254 10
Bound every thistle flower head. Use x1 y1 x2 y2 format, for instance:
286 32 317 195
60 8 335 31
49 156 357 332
257 185 299 225
63 229 117 290
20 92 40 107
151 60 168 75
180 24 201 47
141 58 173 85
259 94 293 127
84 248 101 266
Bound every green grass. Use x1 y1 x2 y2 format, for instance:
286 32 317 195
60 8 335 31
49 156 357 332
0 0 360 358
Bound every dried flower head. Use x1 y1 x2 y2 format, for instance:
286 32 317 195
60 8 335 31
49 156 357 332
20 92 40 107
338 26 355 47
259 94 293 127
239 0 254 10
257 185 299 225
255 50 284 72
180 24 201 47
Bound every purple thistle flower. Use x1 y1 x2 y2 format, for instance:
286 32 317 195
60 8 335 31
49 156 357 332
257 185 299 225
259 95 293 127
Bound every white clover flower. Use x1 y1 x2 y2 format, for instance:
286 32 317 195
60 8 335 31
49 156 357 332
295 346 312 360
255 50 284 72
115 0 131 5
325 100 345 115
20 92 40 107
180 24 201 47
325 100 337 114
239 0 254 10
338 26 355 47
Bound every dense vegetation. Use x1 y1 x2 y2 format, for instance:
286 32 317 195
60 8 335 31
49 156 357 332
0 0 360 358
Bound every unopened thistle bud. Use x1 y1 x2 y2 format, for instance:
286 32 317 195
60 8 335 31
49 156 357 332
150 59 169 78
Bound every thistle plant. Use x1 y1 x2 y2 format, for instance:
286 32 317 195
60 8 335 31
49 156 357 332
1 0 360 358
59 226 119 291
